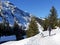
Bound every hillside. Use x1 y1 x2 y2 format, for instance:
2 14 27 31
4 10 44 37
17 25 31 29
1 27 60 45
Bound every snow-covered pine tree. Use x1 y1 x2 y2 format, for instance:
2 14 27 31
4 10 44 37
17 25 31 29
26 17 39 37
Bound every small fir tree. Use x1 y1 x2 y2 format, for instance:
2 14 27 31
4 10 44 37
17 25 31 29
26 17 39 37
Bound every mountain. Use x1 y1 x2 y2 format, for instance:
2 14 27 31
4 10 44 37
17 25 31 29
0 1 31 28
0 0 44 30
0 0 44 43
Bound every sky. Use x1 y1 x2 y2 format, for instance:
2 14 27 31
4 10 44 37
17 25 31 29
9 0 60 18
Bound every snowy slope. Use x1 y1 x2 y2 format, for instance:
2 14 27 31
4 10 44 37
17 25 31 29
37 22 44 32
1 27 60 45
1 37 31 45
0 35 16 42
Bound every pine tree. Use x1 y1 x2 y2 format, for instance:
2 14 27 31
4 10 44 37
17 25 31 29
5 22 12 36
26 17 39 37
48 6 58 29
43 18 49 31
13 22 26 40
58 19 60 27
13 22 20 40
0 23 2 37
0 23 5 36
1 23 6 36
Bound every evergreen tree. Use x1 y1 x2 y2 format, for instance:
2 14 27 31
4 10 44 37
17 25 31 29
13 22 26 40
48 6 58 29
43 18 49 31
5 22 13 36
26 17 39 37
0 23 2 37
42 6 58 30
0 23 6 36
58 19 60 27
1 23 5 36
13 22 20 40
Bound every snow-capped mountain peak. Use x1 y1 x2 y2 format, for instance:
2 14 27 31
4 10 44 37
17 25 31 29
0 0 31 28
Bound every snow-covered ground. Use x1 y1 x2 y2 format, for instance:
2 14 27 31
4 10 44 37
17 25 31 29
1 27 60 45
0 35 16 43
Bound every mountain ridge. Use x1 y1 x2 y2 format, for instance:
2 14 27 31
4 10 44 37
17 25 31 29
0 1 31 28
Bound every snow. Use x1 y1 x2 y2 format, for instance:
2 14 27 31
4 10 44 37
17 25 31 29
4 1 9 7
0 35 16 43
37 22 44 32
1 27 60 45
24 23 30 30
1 38 30 45
37 22 44 36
